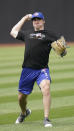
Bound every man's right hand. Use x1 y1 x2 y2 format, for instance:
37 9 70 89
24 14 32 21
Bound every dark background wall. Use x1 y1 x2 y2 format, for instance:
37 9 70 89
0 0 74 43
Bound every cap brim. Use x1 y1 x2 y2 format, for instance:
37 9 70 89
32 17 42 20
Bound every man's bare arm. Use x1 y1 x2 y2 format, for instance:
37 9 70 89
10 14 32 38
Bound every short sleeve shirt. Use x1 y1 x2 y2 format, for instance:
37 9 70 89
16 29 59 69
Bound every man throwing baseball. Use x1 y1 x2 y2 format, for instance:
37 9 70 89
10 12 67 127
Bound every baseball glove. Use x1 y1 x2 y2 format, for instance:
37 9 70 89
51 36 67 57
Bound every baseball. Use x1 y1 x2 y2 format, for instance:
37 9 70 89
28 14 32 18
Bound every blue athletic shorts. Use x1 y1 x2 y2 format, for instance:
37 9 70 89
18 67 51 95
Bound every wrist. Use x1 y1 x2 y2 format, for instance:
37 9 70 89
23 16 28 22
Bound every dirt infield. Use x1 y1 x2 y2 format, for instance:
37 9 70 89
67 42 74 46
0 42 74 47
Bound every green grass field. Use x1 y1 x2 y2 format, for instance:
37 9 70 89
0 44 74 131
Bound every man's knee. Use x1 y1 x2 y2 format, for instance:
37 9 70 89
18 92 27 101
40 80 50 96
43 86 50 96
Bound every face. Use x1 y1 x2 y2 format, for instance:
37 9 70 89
32 18 45 31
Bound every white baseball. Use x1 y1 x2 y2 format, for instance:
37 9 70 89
28 14 32 18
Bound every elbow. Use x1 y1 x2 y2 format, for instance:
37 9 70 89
10 29 13 36
10 29 14 37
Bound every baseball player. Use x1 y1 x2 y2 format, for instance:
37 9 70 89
10 12 67 127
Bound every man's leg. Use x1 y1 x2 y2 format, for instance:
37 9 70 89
39 79 52 127
16 68 38 124
39 80 51 118
15 92 31 124
18 92 28 115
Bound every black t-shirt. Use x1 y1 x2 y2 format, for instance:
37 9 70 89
16 29 59 69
